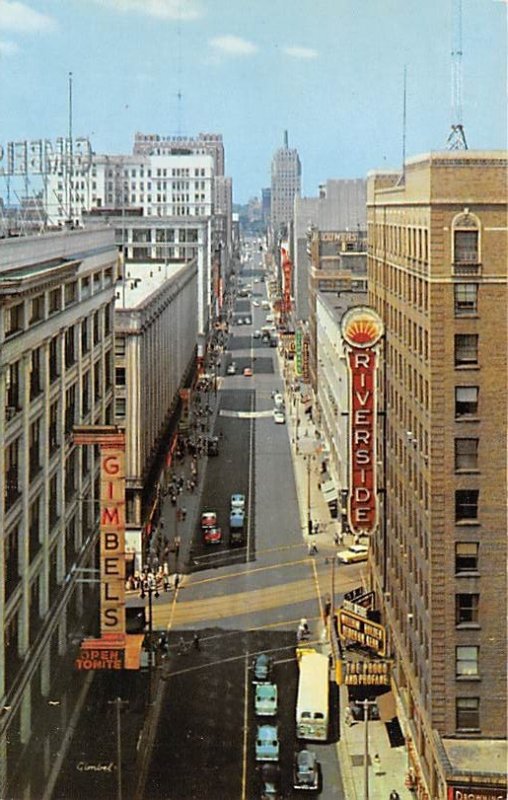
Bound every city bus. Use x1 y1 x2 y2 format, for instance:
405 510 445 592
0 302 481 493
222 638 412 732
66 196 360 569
295 649 329 741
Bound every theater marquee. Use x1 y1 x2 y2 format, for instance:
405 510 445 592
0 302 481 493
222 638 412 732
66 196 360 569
341 307 384 537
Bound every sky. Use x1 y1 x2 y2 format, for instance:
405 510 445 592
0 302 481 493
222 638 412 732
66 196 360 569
0 0 506 203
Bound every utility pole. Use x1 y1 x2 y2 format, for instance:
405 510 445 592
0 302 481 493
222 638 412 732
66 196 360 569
107 697 128 800
357 698 378 800
307 455 312 536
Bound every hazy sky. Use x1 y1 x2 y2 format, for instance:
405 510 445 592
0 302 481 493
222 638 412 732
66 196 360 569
0 0 506 202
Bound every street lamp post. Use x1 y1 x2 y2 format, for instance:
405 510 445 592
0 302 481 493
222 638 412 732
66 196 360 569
307 454 313 536
356 698 378 800
107 697 128 800
140 576 159 694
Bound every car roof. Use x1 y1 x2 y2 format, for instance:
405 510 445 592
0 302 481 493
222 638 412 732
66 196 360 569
256 682 276 694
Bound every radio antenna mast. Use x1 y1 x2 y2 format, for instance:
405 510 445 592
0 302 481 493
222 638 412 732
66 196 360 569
446 0 468 150
67 71 74 224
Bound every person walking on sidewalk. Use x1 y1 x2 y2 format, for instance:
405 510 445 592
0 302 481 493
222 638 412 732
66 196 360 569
389 791 401 800
308 540 318 556
373 753 383 775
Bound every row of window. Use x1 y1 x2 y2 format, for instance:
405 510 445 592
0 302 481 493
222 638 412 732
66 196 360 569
369 225 479 269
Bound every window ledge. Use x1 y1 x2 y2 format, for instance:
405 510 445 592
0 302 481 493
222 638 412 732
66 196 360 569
456 623 481 630
455 469 480 475
456 675 481 682
455 571 480 579
455 364 480 371
455 728 481 735
455 520 481 527
455 416 480 423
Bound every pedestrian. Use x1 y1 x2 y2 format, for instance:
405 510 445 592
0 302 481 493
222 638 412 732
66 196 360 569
173 572 181 590
193 632 200 650
163 574 171 592
373 754 382 775
344 706 354 727
389 792 401 800
323 596 332 621
181 507 187 521
177 636 186 655
308 540 318 556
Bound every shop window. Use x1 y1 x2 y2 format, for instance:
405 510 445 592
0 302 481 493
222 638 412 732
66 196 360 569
455 334 478 367
456 697 479 731
455 386 478 418
454 438 479 471
455 542 478 573
456 646 479 677
455 490 479 522
456 593 479 625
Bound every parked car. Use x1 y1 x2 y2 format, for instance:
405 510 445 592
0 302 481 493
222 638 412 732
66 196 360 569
293 749 319 791
255 683 278 716
253 330 262 339
273 410 286 425
252 653 273 683
203 525 222 545
269 338 278 348
231 493 246 511
255 724 280 762
227 363 237 375
336 544 369 564
244 367 253 377
201 510 217 529
206 435 219 456
273 393 284 409
237 317 244 325
244 317 252 325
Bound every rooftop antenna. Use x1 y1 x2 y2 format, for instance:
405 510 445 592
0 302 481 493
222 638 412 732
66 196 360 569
446 0 468 150
284 130 289 148
176 1 183 135
67 71 74 224
396 65 408 186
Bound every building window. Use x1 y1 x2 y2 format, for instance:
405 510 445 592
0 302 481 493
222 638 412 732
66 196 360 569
30 348 42 400
29 418 42 479
65 327 76 368
5 302 24 337
455 542 478 573
65 385 76 435
456 697 480 731
49 401 59 454
456 646 479 678
64 281 77 306
5 524 20 600
49 472 59 528
30 295 44 325
115 336 126 357
456 593 479 625
455 334 478 367
455 490 479 522
116 367 126 386
116 397 126 418
454 230 479 265
5 438 20 510
6 360 20 414
93 311 100 345
49 288 61 315
454 283 478 315
81 319 89 354
455 438 479 471
29 496 41 561
455 386 478 418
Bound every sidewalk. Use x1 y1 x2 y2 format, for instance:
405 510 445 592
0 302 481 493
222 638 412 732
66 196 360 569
282 370 411 800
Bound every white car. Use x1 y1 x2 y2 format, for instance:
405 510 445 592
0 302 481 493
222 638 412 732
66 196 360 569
253 330 261 339
227 363 236 375
273 393 284 409
273 409 286 424
336 544 369 564
253 300 260 307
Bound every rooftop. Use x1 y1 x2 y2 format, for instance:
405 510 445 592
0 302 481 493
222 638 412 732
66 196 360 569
442 737 508 779
116 261 189 309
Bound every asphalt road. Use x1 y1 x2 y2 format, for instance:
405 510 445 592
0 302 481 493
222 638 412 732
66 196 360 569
140 253 346 800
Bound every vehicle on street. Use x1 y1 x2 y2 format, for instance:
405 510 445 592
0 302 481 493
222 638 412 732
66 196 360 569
336 544 369 564
293 749 319 791
244 367 253 377
273 410 286 424
237 317 244 325
269 338 278 347
252 653 273 683
201 510 217 529
255 724 280 762
203 525 222 545
229 509 245 544
255 683 278 716
253 300 260 307
259 764 282 799
273 392 284 409
244 317 252 325
253 330 261 339
230 493 246 510
296 649 329 741
265 314 274 322
262 301 270 310
226 363 236 375
206 435 219 456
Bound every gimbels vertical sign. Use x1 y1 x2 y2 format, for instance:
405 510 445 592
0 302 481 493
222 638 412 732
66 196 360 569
341 307 384 536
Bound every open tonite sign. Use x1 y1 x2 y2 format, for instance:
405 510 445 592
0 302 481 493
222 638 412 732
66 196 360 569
341 307 384 537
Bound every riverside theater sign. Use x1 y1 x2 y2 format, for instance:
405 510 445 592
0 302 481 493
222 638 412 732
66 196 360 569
73 426 143 670
341 307 384 537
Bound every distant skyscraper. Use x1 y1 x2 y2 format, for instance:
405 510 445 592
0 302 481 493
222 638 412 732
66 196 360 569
261 187 271 224
270 131 301 239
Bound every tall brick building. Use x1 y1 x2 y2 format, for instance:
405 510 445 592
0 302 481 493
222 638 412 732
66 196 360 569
367 151 507 798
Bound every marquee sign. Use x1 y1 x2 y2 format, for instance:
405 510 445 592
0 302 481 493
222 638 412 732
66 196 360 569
341 307 383 537
341 659 391 686
338 607 386 656
448 789 507 800
295 329 303 376
0 137 92 176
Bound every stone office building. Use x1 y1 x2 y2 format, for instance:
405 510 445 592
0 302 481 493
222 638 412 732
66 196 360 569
367 151 507 798
0 227 118 798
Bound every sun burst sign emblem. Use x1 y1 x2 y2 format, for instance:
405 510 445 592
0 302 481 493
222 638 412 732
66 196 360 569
341 307 384 537
341 307 384 349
